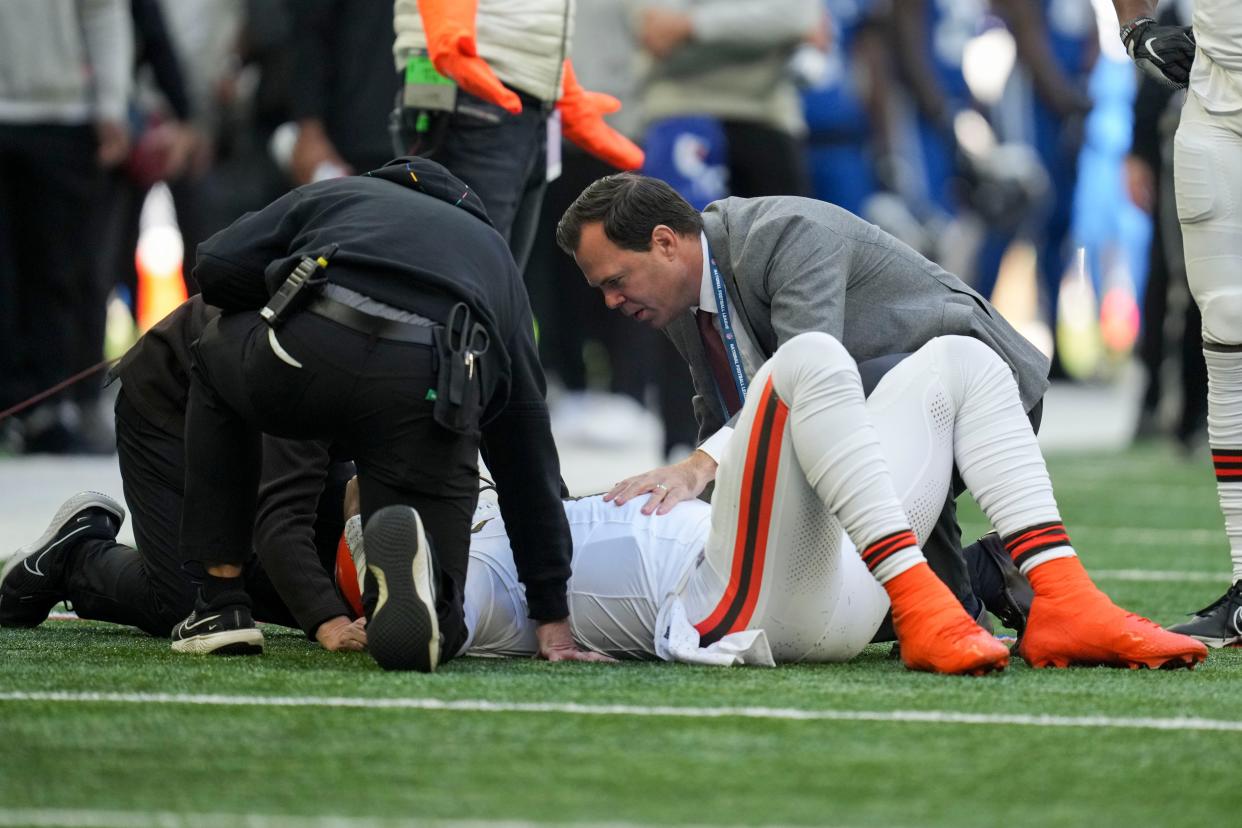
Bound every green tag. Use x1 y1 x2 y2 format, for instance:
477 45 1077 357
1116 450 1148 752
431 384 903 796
405 53 454 87
425 388 438 401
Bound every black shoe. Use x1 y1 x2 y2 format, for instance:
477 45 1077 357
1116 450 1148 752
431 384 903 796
0 492 125 627
170 591 264 655
364 505 441 672
1167 582 1242 648
970 533 1034 636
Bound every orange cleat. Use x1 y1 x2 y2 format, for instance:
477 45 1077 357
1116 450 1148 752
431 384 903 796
1018 556 1208 670
885 562 1011 675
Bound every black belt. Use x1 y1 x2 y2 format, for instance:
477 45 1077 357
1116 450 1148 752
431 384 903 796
306 295 437 345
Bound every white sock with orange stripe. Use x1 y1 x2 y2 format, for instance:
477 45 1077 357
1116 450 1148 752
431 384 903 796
768 333 924 584
932 337 1075 576
1203 348 1242 584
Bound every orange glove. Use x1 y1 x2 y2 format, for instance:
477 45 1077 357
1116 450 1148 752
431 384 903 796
417 0 521 114
557 60 645 170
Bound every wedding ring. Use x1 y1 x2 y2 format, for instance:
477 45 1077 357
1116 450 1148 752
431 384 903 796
653 483 669 491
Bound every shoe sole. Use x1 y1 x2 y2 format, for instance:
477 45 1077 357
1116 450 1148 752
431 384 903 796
1 491 125 585
170 627 265 655
1024 652 1205 670
1020 644 1207 670
365 506 440 673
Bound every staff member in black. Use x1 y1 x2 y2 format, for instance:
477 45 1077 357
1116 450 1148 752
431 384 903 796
0 297 364 651
176 157 599 671
2 294 362 650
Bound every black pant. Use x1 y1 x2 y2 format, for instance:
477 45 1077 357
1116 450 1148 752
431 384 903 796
182 310 476 658
420 89 549 271
722 120 811 199
61 391 338 636
0 123 104 411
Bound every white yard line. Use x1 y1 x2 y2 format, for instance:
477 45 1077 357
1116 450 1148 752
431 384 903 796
1 691 1238 733
0 813 843 828
0 812 751 828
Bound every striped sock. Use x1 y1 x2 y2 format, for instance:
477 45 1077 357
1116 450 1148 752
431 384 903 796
1211 448 1242 483
861 529 924 584
1003 522 1076 575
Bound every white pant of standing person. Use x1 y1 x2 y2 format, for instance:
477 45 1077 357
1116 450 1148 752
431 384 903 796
1176 92 1242 586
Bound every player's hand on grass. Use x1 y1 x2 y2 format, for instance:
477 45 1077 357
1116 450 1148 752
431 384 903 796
605 450 718 516
536 619 616 663
316 615 367 652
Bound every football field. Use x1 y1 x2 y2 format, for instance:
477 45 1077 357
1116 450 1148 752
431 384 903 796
2 443 1241 828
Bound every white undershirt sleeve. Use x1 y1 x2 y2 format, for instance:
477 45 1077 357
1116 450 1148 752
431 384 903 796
697 425 734 465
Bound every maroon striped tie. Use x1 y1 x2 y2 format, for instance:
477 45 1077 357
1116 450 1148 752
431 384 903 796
696 309 743 416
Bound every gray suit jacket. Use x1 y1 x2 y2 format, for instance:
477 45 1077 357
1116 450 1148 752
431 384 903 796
666 196 1051 444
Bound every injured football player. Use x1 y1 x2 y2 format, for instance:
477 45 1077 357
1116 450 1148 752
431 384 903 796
341 334 1208 673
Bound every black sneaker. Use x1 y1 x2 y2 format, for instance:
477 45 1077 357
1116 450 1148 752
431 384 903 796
170 591 264 655
0 491 125 627
1167 582 1242 648
364 505 441 672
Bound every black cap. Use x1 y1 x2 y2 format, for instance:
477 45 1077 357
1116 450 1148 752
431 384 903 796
366 156 492 227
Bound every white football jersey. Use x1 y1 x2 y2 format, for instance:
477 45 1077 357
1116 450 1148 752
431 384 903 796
1191 0 1242 112
461 495 712 659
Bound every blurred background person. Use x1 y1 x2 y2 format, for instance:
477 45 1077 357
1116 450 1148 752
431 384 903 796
0 0 133 454
889 0 981 224
523 1 672 455
980 0 1096 379
284 0 398 185
1127 0 1205 452
86 0 201 454
633 0 819 203
799 0 891 217
392 0 642 271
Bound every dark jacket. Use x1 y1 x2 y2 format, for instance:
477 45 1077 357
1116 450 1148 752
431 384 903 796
192 158 571 620
111 296 349 637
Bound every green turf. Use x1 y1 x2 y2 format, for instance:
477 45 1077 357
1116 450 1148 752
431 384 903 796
2 444 1240 827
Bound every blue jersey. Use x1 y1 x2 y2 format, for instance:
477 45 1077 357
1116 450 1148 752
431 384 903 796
802 0 874 140
1043 0 1096 81
925 0 987 104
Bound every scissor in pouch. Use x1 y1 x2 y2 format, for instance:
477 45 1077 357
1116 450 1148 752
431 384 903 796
432 302 489 433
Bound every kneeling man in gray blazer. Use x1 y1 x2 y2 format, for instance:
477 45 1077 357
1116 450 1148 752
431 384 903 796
556 172 1050 630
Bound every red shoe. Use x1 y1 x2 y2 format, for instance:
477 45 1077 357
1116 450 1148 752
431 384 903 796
1018 557 1208 669
886 563 1010 676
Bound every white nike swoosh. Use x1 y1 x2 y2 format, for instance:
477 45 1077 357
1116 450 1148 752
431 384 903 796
24 525 94 577
180 614 222 634
1144 37 1162 60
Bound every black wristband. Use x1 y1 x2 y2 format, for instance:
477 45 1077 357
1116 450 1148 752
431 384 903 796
1120 16 1155 44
